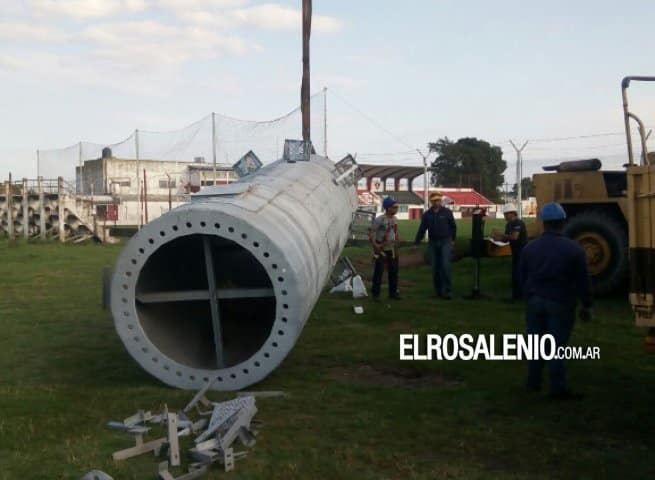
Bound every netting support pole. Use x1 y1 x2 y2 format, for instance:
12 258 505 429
36 149 40 179
212 112 217 185
135 129 141 229
6 173 14 241
323 87 327 156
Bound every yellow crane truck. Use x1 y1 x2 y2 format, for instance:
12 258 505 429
533 76 655 329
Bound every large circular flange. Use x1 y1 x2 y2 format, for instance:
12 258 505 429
110 204 300 391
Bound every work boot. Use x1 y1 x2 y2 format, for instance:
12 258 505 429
441 292 452 300
389 294 401 300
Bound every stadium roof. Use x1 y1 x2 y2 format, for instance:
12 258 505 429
417 189 493 206
359 164 424 180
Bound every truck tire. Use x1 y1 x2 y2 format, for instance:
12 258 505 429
562 211 628 295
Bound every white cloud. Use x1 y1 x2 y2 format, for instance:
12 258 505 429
31 0 149 18
0 1 339 94
178 3 343 34
80 20 248 70
0 54 23 70
157 0 246 9
2 51 173 96
0 22 69 42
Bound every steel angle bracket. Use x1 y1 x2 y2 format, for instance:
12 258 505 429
233 150 263 178
158 461 208 480
332 154 361 187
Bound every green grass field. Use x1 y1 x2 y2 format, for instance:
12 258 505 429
1 220 654 479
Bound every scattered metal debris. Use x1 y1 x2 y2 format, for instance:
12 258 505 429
80 470 113 480
97 389 283 478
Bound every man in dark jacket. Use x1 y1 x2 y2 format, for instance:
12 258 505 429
519 202 592 399
493 203 527 301
414 192 457 299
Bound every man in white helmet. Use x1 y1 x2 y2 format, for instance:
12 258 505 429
493 204 527 301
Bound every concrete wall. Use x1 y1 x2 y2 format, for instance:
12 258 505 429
77 158 235 196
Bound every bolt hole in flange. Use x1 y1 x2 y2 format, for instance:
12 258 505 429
135 233 277 370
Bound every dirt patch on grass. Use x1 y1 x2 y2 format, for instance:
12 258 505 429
329 364 461 389
397 250 426 268
387 320 412 333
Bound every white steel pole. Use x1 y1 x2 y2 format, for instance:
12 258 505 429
78 141 83 195
509 140 528 219
323 87 327 157
417 149 429 210
135 129 141 229
212 112 217 185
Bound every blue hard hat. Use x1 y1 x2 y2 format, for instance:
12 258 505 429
382 196 397 210
540 202 567 221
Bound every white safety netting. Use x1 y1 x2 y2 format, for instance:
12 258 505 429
37 93 326 192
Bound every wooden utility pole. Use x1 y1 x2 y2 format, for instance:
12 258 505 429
301 0 312 141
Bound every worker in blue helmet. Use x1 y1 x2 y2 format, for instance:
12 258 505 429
368 196 401 300
518 202 592 400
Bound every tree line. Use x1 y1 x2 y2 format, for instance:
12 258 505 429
428 137 533 202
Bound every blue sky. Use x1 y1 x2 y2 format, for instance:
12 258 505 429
2 0 655 182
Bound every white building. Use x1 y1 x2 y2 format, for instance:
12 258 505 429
75 155 236 228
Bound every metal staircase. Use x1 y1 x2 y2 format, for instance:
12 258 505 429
0 177 115 243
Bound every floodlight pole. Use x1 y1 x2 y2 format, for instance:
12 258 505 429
417 149 430 210
509 140 528 219
301 0 312 142
135 129 141 229
212 112 217 184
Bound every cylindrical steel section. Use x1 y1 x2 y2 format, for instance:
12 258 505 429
111 155 357 390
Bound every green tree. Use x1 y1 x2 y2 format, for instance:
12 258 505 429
428 137 506 201
512 177 535 197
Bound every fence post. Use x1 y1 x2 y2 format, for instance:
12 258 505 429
38 176 46 240
143 168 148 224
7 174 14 241
22 178 28 240
58 176 65 243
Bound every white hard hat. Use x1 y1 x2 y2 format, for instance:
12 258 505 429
503 203 518 214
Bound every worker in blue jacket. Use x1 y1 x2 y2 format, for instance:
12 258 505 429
414 192 457 299
518 202 592 400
